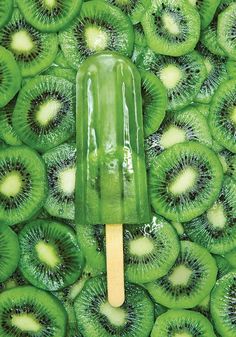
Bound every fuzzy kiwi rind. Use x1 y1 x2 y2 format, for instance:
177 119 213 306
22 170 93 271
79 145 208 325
74 276 154 337
17 0 83 32
19 219 84 291
0 285 67 336
149 142 223 222
0 146 47 226
145 240 217 309
141 0 200 57
59 1 134 69
0 9 58 77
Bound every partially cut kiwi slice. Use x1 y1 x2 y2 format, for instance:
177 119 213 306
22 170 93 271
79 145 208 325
140 70 167 137
218 3 236 60
0 286 67 336
195 43 228 104
145 240 217 309
0 0 13 29
104 0 147 23
0 269 27 293
17 0 82 32
0 146 47 226
59 1 134 69
145 105 212 166
184 177 236 255
214 255 235 279
209 79 236 153
211 272 236 337
151 309 216 337
0 225 19 283
19 219 84 291
74 276 154 337
0 96 22 146
136 48 206 111
43 143 76 220
0 9 58 77
149 142 223 222
13 75 75 152
0 46 21 108
43 65 76 83
141 0 200 57
187 0 220 29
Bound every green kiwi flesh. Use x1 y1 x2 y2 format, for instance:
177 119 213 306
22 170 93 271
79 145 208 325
149 142 223 222
0 0 13 29
218 3 236 60
187 0 220 29
145 241 217 309
19 219 84 291
0 146 47 226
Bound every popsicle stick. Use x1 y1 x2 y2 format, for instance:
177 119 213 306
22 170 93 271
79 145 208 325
106 224 125 307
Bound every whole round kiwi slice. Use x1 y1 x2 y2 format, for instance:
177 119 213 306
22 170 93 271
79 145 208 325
74 276 154 337
151 309 216 337
0 0 13 29
195 43 228 104
187 0 220 29
0 285 67 336
211 272 236 337
43 143 76 220
149 142 223 222
209 79 236 153
19 219 84 291
124 215 180 283
218 3 236 60
0 225 19 283
145 105 212 166
17 0 82 32
141 0 200 57
141 70 167 137
145 240 217 309
59 1 134 69
184 177 236 255
0 9 58 77
0 146 47 226
0 96 22 146
0 46 21 108
13 75 75 152
136 48 206 111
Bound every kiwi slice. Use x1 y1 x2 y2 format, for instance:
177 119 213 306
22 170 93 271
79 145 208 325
19 219 84 291
141 0 200 56
44 66 76 83
0 46 21 108
195 43 228 104
211 272 236 337
42 143 76 220
59 1 134 69
0 285 67 336
228 154 236 181
0 269 27 293
145 240 217 309
136 48 206 111
187 0 220 29
224 248 236 269
104 0 146 23
184 177 236 255
134 22 146 47
214 255 235 279
17 0 82 32
149 141 223 222
194 103 210 118
13 75 75 152
0 0 13 29
74 276 154 337
194 295 211 319
0 9 58 77
145 105 212 166
141 70 167 137
218 3 236 60
124 215 180 284
0 96 22 146
0 146 47 226
201 0 233 56
151 309 216 337
0 225 19 283
209 79 236 153
54 50 71 68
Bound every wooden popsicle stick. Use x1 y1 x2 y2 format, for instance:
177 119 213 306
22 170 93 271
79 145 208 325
106 224 125 308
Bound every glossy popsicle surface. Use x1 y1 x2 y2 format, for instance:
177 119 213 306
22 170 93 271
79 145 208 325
76 52 150 225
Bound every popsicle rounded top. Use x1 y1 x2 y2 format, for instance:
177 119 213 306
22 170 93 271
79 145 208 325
76 51 151 225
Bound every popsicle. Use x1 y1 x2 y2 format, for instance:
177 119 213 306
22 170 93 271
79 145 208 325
76 51 150 306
